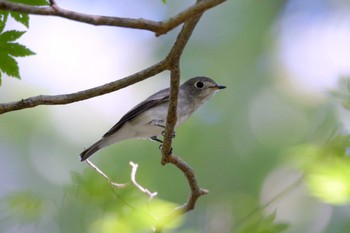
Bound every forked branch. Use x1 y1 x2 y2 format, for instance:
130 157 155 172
0 0 225 36
155 154 209 232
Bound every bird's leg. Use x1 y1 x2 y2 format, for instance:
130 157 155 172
155 124 176 138
152 124 175 155
150 136 163 143
162 130 176 139
150 136 173 155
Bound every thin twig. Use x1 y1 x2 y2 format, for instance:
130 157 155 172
129 161 158 201
85 159 127 188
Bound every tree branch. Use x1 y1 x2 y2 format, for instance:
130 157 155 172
156 3 207 230
168 155 209 211
0 59 168 114
161 14 202 162
0 0 225 36
155 154 208 232
155 0 226 36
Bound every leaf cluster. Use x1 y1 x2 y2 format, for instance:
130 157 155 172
0 0 48 85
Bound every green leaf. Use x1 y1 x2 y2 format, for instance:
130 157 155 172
0 52 20 78
8 0 49 6
0 30 25 42
3 42 35 57
0 31 35 57
0 11 9 33
0 30 35 82
10 12 29 28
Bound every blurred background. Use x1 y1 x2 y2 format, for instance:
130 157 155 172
1 0 350 232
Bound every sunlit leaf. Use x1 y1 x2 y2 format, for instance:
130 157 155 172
307 159 350 205
89 198 183 233
90 213 132 233
148 198 183 229
287 136 350 204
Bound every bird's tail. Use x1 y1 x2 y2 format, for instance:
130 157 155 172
80 139 103 161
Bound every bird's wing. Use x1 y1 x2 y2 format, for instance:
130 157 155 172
103 88 170 137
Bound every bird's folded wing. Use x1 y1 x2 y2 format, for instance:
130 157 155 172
103 92 169 137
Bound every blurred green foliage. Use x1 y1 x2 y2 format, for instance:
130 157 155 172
288 137 350 205
6 191 43 223
235 211 289 233
1 0 350 233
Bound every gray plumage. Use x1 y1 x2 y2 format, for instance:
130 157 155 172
80 76 226 161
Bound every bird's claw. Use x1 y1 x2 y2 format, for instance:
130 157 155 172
156 124 176 139
161 130 176 138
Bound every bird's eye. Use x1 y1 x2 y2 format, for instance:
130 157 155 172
195 81 204 89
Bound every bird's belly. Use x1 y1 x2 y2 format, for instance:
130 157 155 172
128 103 191 138
134 124 164 139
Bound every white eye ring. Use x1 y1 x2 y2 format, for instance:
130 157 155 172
195 81 204 89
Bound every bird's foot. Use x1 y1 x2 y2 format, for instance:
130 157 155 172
150 136 163 143
161 130 176 138
155 124 176 138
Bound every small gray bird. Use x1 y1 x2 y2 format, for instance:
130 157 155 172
80 76 226 161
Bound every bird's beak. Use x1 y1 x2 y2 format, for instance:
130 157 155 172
216 84 226 90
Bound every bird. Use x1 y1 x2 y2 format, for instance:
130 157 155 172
80 76 226 161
